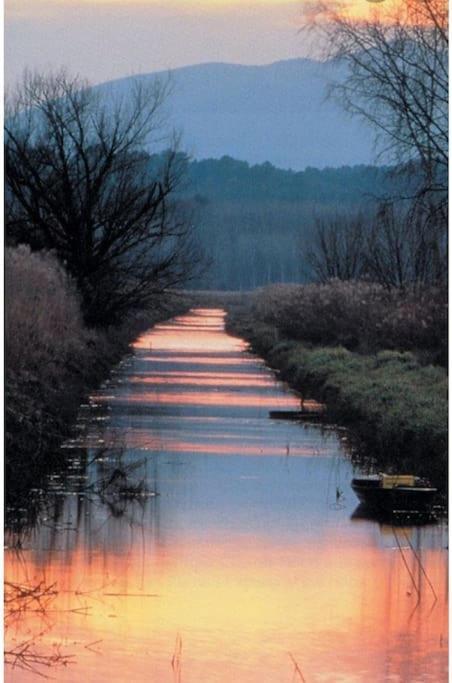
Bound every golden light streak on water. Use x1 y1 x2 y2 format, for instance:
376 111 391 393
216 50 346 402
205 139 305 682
5 309 448 682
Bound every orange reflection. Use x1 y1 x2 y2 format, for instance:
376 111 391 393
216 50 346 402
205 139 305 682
93 435 323 456
154 325 225 332
137 354 257 365
5 529 448 683
133 310 248 353
106 391 301 408
129 372 275 387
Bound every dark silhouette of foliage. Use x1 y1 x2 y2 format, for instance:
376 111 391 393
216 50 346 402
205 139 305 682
307 202 447 288
5 70 199 325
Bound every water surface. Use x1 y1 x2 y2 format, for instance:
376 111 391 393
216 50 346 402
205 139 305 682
5 309 448 682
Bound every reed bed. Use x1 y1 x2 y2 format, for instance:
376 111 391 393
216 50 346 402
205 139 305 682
225 283 447 488
5 245 190 491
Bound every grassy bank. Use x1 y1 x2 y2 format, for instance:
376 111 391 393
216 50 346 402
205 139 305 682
224 288 447 490
6 246 191 501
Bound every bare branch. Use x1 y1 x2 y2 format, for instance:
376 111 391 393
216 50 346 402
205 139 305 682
5 70 202 326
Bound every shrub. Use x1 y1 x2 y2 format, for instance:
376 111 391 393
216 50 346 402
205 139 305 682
251 280 447 361
5 246 91 468
5 245 191 476
226 287 447 485
6 245 87 380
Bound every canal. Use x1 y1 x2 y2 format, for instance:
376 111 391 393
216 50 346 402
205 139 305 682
5 308 448 682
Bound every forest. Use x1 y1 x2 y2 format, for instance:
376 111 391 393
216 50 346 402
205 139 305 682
173 156 442 290
178 157 400 289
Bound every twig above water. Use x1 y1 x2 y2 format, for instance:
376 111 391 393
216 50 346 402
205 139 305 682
401 528 438 605
288 652 307 682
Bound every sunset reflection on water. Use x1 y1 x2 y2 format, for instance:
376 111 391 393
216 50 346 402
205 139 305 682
5 309 448 682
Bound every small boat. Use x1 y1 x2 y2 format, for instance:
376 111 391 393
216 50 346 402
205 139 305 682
351 473 438 517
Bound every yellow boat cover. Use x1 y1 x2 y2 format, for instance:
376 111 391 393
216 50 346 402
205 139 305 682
381 474 416 489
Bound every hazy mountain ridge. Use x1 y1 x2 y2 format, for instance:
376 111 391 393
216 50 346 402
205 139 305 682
97 59 377 170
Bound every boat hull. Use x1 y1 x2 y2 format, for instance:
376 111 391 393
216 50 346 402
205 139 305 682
269 410 325 421
351 477 437 516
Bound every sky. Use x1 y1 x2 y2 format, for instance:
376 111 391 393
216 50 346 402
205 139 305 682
5 0 389 85
5 1 307 85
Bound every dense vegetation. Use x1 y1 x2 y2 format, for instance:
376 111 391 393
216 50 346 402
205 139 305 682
224 282 447 488
252 282 447 363
176 156 445 291
5 246 189 501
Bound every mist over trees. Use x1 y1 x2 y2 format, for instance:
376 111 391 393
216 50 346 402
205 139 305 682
188 0 449 293
4 67 400 296
5 71 199 325
180 155 446 291
179 157 396 290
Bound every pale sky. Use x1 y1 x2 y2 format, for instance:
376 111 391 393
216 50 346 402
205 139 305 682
5 1 308 85
5 0 387 85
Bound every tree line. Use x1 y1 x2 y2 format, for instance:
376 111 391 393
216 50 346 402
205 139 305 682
307 201 447 289
184 156 394 203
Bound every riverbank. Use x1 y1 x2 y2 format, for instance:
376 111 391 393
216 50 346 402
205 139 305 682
223 294 447 491
5 246 191 503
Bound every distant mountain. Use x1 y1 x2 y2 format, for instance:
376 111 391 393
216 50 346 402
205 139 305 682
96 59 378 171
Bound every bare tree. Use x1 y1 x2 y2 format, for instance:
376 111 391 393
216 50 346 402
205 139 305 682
306 212 367 282
306 202 447 288
365 201 447 288
310 0 448 213
5 70 199 326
